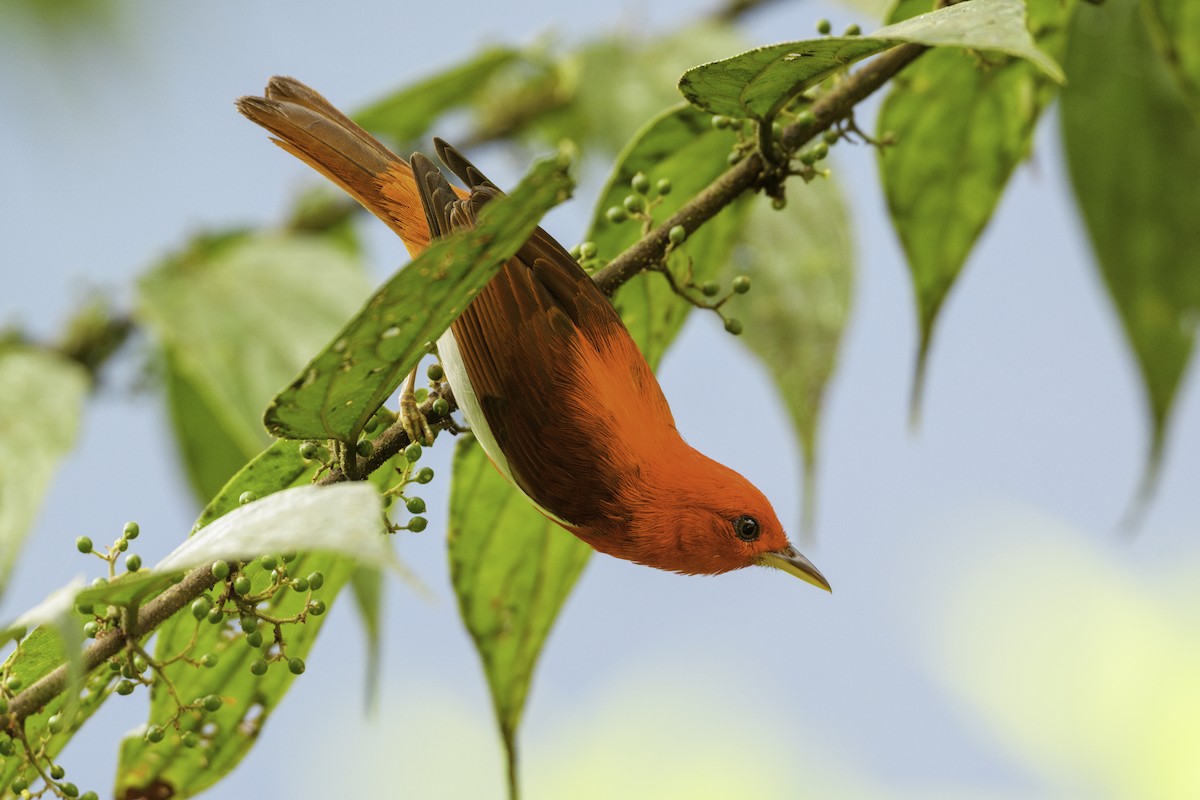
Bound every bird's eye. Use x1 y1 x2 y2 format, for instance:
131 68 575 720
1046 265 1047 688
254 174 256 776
733 515 760 542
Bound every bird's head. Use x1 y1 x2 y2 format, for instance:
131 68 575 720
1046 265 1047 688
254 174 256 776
612 450 831 591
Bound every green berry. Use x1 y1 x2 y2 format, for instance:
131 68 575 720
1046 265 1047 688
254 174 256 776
49 764 66 779
117 538 129 552
711 115 729 130
605 206 627 224
813 141 829 160
233 575 252 595
123 521 139 540
202 694 223 713
772 197 787 210
133 654 148 674
308 600 326 616
5 675 23 692
62 783 79 798
404 442 422 462
239 616 258 634
291 577 309 593
0 740 11 757
414 387 429 403
115 680 135 696
579 241 598 259
408 516 428 533
306 571 325 591
668 225 687 246
75 600 93 616
146 725 165 743
75 536 93 554
356 439 374 457
631 172 650 194
416 467 435 484
282 550 297 563
182 731 199 748
82 793 99 800
250 659 269 676
200 653 219 668
732 275 751 294
47 713 64 733
845 23 861 35
299 441 318 460
211 560 230 580
246 631 264 648
238 491 257 505
125 554 142 572
656 178 672 195
405 496 426 514
108 660 122 672
823 129 839 145
84 621 100 638
796 110 816 127
426 362 444 381
701 281 721 298
623 194 645 214
364 417 379 434
432 397 450 416
207 607 224 625
817 18 832 34
260 554 278 571
12 777 27 792
724 318 744 335
288 657 306 675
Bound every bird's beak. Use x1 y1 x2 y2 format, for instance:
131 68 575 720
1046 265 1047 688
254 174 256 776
756 543 831 592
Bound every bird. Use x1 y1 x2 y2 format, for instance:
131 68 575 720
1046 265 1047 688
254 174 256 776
236 76 830 590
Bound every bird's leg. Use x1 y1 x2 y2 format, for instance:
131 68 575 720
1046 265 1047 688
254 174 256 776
398 367 434 446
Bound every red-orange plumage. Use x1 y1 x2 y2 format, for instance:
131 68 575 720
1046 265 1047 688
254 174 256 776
237 77 829 588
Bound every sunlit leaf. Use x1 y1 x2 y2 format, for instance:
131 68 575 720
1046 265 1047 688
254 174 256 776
1061 0 1200 513
878 0 1073 417
263 151 574 443
0 346 87 599
448 439 591 785
586 103 749 368
726 180 853 538
356 47 523 146
679 0 1063 122
138 231 372 501
1143 0 1200 120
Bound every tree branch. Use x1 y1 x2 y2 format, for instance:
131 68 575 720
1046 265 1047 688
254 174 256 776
2 42 927 731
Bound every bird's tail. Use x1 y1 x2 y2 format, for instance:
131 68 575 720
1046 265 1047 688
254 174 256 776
236 76 457 257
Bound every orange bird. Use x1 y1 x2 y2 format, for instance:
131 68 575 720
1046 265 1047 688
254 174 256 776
237 77 829 590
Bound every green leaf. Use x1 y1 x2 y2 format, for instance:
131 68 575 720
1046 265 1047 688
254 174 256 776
1143 0 1200 120
116 478 388 797
726 181 854 538
0 346 87 599
447 438 591 792
586 103 749 368
679 0 1064 122
349 565 384 711
1061 0 1200 514
263 151 574 442
355 47 522 146
878 0 1074 417
138 231 372 501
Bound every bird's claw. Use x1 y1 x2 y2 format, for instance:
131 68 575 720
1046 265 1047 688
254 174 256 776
400 390 434 447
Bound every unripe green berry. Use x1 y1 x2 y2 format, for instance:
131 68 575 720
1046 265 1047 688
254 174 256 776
426 362 444 381
404 442 422 462
416 467 435 484
62 782 79 798
146 725 165 743
431 397 450 416
125 554 142 572
108 660 122 672
732 275 751 294
800 149 818 166
668 225 686 246
405 496 426 514
631 172 650 194
133 654 148 674
414 387 429 403
845 23 861 35
239 616 258 634
206 608 224 625
47 713 64 733
233 576 252 595
408 516 428 533
75 536 93 554
211 560 230 580
356 439 374 457
82 792 99 800
49 764 66 779
299 441 318 460
116 538 129 552
200 653 219 668
0 739 11 757
246 631 264 648
701 281 721 298
238 491 257 505
115 680 135 696
250 659 269 676
84 621 100 638
282 550 298 563
202 694 223 713
796 110 816 128
656 178 672 195
579 241 598 259
4 677 21 693
813 141 829 160
623 194 645 213
288 657 306 675
123 522 139 540
817 18 832 34
724 318 744 335
306 571 325 591
260 554 278 571
308 600 327 616
605 206 627 224
823 129 840 145
291 577 309 593
182 731 199 748
772 197 788 210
